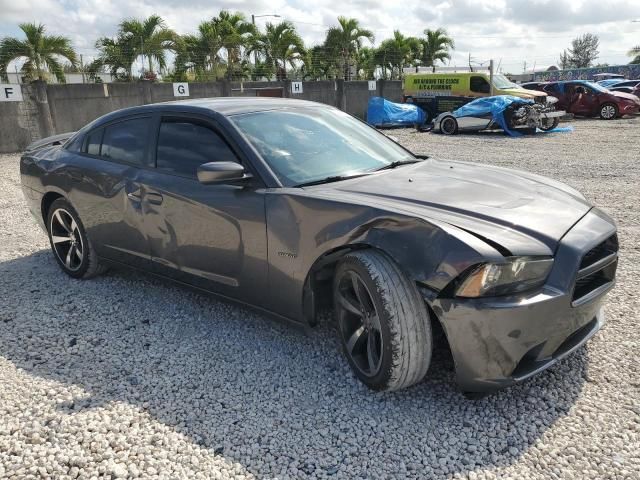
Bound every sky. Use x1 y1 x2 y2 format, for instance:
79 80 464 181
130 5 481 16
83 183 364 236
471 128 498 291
0 0 639 74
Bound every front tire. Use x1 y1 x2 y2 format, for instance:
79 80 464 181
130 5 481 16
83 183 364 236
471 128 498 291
440 116 458 135
46 198 106 279
539 117 560 131
333 250 432 391
599 103 618 120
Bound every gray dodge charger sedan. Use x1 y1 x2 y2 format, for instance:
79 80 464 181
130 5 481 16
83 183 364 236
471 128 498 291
20 98 618 394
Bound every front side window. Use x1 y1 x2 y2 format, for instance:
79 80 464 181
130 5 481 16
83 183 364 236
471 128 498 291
156 118 239 177
85 128 103 156
230 107 415 186
470 76 491 94
101 117 150 165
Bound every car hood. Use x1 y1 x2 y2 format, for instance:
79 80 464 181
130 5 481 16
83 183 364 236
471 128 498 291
311 160 592 255
501 87 547 99
610 90 640 103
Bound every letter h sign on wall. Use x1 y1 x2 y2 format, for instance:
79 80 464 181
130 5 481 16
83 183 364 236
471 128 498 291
291 82 303 95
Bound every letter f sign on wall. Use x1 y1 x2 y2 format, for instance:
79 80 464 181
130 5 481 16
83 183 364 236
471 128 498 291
0 84 23 102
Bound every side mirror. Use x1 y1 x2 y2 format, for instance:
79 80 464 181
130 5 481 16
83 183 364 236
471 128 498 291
197 161 251 184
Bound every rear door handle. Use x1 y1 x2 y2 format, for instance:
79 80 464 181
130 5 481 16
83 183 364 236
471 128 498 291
146 192 163 205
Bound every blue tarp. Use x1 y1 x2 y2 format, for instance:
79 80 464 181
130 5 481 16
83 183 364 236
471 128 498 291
367 97 427 127
452 95 534 137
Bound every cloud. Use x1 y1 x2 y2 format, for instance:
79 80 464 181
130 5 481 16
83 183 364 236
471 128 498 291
0 0 637 72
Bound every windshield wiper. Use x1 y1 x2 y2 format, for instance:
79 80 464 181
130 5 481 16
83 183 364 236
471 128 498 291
295 173 371 188
374 158 423 171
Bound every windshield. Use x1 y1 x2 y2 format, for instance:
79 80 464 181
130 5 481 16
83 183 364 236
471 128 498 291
230 107 415 186
492 74 521 90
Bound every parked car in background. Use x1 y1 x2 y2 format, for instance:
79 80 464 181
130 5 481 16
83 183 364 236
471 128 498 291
520 81 550 91
403 72 557 120
608 80 640 99
596 79 625 89
528 80 640 119
20 98 618 395
593 73 625 82
432 95 564 135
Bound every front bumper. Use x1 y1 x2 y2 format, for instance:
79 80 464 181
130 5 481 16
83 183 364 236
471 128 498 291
429 209 617 393
621 103 640 115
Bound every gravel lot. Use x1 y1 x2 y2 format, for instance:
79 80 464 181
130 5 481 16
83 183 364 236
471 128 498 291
1 118 639 479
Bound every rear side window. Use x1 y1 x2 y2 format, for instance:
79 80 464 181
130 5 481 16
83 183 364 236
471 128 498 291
470 76 490 94
101 117 150 165
156 118 239 177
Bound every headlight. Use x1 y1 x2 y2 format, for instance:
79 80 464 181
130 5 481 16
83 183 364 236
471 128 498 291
546 96 559 105
456 257 553 298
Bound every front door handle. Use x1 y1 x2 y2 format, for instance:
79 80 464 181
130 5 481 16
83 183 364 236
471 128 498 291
146 192 163 205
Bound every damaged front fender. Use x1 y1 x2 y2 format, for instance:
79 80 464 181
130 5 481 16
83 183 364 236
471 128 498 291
264 191 506 323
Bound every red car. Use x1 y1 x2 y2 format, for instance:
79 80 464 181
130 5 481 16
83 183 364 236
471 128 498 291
530 80 640 119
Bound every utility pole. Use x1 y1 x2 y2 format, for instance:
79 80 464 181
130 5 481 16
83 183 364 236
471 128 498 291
251 15 258 68
140 36 144 78
523 60 527 73
80 54 85 84
489 59 494 95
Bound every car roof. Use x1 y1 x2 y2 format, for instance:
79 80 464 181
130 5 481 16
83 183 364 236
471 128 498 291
85 97 331 130
149 97 327 115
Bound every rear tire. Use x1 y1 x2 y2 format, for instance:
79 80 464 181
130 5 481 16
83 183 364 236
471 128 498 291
333 250 432 391
599 103 618 120
46 198 106 279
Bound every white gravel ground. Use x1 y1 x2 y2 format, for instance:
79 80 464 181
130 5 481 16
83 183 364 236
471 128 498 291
1 118 639 479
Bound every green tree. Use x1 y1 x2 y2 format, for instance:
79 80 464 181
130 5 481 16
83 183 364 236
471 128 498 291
356 46 376 79
248 21 305 80
119 14 177 75
628 46 640 64
0 23 77 82
375 31 420 79
563 33 599 68
302 45 336 80
420 28 454 72
324 16 374 80
214 11 256 80
91 15 176 81
88 37 136 81
173 21 224 81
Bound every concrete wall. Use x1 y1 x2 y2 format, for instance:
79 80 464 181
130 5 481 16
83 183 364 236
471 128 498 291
0 79 403 153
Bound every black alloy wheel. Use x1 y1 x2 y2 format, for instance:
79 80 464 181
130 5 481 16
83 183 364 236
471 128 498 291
49 207 84 272
335 270 384 377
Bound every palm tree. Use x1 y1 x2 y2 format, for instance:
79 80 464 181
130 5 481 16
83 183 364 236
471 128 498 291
420 28 455 72
629 46 640 64
119 14 177 76
249 21 305 80
375 31 420 79
173 21 224 81
88 37 136 81
214 11 256 80
302 45 336 80
356 46 376 79
324 17 374 80
0 23 77 82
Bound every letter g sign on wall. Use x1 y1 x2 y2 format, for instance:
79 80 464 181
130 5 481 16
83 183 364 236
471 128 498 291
173 83 190 97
